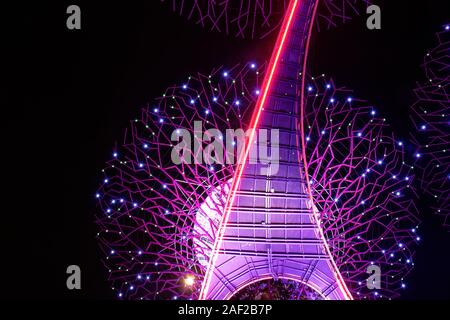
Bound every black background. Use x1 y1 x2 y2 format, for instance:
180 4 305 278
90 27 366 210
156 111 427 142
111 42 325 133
5 0 450 300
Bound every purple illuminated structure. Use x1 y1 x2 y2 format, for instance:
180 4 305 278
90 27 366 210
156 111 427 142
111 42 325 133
96 0 419 300
410 25 450 230
161 0 370 38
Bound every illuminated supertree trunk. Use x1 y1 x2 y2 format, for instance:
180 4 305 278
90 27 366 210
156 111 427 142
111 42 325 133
95 0 419 300
95 67 419 300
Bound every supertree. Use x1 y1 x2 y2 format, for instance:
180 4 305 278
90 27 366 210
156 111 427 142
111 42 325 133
95 63 420 300
410 24 450 230
95 64 260 300
161 0 371 39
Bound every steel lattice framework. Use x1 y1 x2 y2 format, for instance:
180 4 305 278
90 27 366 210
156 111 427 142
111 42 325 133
410 26 450 230
161 0 371 38
95 63 419 300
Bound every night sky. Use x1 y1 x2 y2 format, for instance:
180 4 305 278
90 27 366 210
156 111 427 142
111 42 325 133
5 0 450 300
